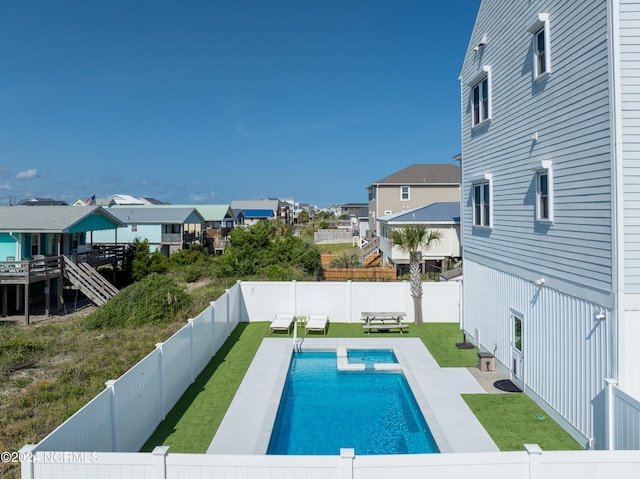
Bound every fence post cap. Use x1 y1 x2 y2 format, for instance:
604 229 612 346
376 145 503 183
340 448 355 459
155 342 164 349
152 446 170 456
105 379 117 388
524 444 543 455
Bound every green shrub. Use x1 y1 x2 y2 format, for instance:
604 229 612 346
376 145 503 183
84 274 191 329
183 265 202 283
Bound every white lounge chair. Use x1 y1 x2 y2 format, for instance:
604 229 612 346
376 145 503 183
269 314 295 335
305 315 329 336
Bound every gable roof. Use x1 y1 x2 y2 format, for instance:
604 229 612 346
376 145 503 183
108 194 145 205
368 164 460 187
379 202 460 224
107 204 232 222
0 206 124 232
106 207 204 224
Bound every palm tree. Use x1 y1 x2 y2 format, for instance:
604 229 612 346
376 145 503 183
389 225 442 325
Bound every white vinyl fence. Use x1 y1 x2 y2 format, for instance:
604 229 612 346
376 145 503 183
240 280 461 323
19 445 640 479
607 379 640 450
19 281 640 478
32 284 241 454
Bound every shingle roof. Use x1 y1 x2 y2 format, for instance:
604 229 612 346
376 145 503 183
106 207 204 224
0 206 123 232
369 164 460 186
380 202 460 224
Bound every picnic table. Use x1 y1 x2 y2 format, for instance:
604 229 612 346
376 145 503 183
361 311 408 335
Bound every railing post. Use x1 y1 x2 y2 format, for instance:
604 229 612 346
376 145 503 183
605 378 618 450
152 445 169 479
340 448 355 479
105 379 118 451
156 343 165 419
524 444 542 479
19 444 36 479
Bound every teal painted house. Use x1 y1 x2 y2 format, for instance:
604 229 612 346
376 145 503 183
0 206 124 322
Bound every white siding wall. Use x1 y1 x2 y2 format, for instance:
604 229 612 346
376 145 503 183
621 0 640 294
463 260 616 447
619 0 640 402
460 0 614 300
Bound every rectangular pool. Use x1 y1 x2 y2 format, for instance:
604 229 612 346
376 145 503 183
267 350 440 455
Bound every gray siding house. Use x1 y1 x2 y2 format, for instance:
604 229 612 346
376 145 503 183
460 0 640 450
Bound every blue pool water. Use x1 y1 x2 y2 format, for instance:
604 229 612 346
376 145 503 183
347 348 397 367
267 351 439 455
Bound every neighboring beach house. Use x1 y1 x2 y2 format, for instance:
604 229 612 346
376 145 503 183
0 206 125 322
378 202 461 275
366 164 460 235
231 199 292 224
91 207 204 255
460 0 640 449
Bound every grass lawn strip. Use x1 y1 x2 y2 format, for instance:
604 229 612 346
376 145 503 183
462 394 582 450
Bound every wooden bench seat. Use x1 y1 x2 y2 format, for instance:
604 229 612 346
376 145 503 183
362 322 408 334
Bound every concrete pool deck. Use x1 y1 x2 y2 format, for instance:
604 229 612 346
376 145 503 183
207 337 500 455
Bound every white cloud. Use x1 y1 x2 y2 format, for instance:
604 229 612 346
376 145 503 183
16 168 38 180
189 190 218 203
0 182 11 190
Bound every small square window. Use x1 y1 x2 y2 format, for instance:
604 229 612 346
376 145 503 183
131 224 138 233
400 185 410 201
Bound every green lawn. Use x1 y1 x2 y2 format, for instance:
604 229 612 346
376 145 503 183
463 394 582 450
142 321 582 453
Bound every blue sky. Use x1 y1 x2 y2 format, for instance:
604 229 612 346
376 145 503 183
0 1 479 207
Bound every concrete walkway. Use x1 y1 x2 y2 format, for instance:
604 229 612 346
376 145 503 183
207 338 501 455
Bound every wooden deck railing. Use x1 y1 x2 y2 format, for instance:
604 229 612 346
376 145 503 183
0 246 126 285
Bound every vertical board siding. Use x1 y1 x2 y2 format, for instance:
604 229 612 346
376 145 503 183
621 0 640 292
460 0 614 294
463 259 616 445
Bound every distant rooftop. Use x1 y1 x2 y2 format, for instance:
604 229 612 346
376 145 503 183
369 164 460 187
379 202 460 224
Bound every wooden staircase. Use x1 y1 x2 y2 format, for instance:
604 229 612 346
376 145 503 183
62 256 119 306
364 252 381 267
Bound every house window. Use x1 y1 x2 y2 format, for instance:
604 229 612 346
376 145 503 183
401 186 410 201
469 66 491 127
31 234 40 256
471 174 493 228
131 224 138 233
529 13 551 80
534 160 553 222
368 187 376 201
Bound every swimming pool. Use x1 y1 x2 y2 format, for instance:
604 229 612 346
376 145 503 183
267 350 440 455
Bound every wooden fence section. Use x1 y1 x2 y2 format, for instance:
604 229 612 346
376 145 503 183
322 267 396 281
